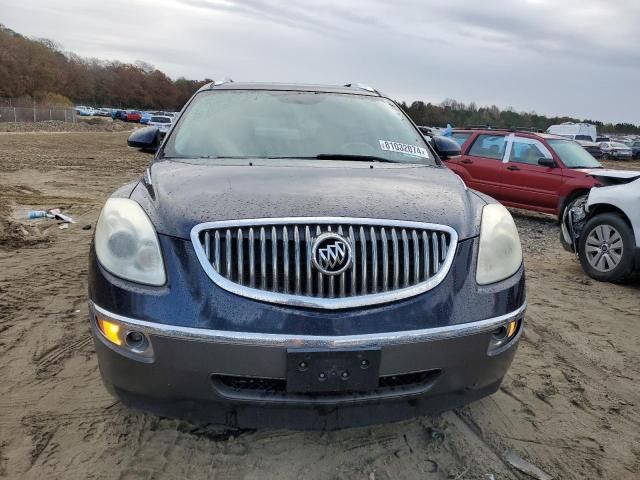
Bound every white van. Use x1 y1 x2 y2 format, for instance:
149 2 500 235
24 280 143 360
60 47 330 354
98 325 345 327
546 122 597 142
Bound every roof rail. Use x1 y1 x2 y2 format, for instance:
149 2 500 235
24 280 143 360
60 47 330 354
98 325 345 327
210 78 234 88
344 83 379 94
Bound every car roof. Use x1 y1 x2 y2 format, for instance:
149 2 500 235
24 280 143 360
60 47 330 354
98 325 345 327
452 128 566 140
197 81 381 97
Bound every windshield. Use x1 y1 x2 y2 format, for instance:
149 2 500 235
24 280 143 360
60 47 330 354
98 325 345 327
151 116 171 123
163 91 435 164
547 139 602 168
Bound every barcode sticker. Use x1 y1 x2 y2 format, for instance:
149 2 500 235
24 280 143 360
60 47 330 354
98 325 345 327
379 140 428 158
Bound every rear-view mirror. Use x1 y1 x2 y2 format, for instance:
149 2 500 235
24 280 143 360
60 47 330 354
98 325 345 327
127 126 160 152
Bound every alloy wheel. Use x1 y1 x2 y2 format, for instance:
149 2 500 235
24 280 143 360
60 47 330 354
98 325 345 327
585 224 624 272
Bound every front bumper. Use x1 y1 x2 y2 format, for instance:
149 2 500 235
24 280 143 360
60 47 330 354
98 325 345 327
90 302 525 429
611 152 632 159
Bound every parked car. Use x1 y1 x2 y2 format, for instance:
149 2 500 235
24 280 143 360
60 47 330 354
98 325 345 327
546 122 597 142
94 108 111 117
112 110 128 121
596 136 610 143
561 171 640 283
574 139 603 159
125 110 142 122
600 142 633 161
444 128 607 220
147 115 173 133
76 106 95 116
139 112 150 124
628 140 640 159
89 82 526 429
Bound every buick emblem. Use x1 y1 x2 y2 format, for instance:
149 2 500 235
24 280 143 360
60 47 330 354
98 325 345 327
312 233 352 275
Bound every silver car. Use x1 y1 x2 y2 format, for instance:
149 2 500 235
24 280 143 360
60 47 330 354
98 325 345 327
600 142 633 161
562 170 640 282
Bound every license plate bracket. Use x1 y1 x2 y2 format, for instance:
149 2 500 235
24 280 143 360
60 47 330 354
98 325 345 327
286 348 381 393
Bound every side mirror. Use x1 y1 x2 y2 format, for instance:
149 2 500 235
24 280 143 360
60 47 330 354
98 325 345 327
432 135 461 159
538 157 556 168
127 126 160 152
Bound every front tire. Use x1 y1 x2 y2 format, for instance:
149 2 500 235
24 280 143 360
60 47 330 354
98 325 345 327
578 213 636 283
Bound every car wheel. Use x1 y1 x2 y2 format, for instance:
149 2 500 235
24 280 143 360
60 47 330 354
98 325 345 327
578 213 636 283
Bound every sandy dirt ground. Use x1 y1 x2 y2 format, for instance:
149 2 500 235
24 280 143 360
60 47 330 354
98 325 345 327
0 131 639 480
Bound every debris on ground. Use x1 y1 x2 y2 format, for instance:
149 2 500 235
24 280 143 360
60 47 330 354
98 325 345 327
504 450 553 480
27 208 74 224
48 208 75 223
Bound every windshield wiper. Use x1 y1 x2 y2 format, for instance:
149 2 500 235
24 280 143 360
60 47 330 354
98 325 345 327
161 155 255 160
313 154 397 163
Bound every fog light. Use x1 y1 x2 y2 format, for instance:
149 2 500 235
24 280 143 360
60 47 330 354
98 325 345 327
93 312 154 362
98 318 123 346
488 319 520 353
125 330 148 350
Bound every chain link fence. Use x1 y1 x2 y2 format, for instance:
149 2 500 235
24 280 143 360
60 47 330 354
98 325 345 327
0 98 77 123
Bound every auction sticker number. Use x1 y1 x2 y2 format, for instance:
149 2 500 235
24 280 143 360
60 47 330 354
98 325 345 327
379 140 428 158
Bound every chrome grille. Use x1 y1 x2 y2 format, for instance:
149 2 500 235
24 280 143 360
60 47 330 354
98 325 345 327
191 218 457 309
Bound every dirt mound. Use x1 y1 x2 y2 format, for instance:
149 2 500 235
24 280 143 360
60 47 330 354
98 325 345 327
0 217 50 250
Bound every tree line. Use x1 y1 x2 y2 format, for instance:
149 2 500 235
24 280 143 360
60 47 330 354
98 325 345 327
1 24 638 133
399 99 640 135
0 24 210 110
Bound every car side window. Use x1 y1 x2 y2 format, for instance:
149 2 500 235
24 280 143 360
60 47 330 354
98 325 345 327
468 134 507 160
508 139 549 165
451 132 472 147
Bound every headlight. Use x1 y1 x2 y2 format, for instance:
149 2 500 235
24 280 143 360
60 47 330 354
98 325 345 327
476 203 523 285
95 198 166 286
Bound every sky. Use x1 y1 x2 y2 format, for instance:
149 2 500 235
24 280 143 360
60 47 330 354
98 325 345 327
1 0 639 124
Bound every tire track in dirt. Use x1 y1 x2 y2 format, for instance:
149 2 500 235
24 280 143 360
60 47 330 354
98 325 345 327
33 335 93 379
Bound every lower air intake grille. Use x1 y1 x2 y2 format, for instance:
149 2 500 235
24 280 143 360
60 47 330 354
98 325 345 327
212 370 441 395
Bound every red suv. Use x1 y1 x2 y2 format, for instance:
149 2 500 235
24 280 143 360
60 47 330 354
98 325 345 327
444 129 604 219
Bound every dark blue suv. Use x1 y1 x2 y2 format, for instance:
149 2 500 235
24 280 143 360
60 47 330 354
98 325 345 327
88 82 526 429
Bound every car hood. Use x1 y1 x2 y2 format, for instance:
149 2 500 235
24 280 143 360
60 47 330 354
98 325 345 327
577 169 640 180
130 159 485 240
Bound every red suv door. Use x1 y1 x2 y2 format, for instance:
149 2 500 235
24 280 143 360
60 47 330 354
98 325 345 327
498 134 564 214
447 133 509 200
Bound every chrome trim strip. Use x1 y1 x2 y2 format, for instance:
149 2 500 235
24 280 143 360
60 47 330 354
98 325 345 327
190 217 459 310
370 226 378 293
305 226 312 296
248 228 255 287
91 302 526 348
259 227 266 290
412 230 420 283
